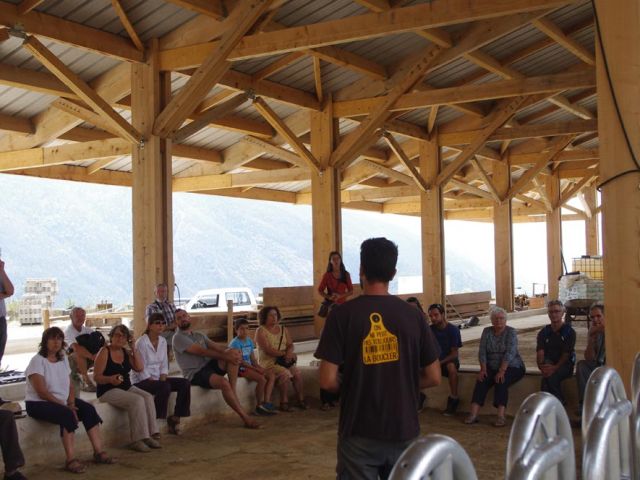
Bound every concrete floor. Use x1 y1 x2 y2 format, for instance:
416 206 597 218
19 402 584 480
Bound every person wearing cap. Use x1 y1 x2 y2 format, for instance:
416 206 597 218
428 303 462 416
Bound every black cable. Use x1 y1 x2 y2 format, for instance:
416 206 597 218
591 0 640 190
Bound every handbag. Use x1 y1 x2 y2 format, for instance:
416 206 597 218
317 299 334 318
275 327 296 368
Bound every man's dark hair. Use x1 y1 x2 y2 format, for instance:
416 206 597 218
428 303 445 314
360 237 398 283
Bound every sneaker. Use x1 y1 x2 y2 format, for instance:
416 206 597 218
262 402 278 413
130 440 151 453
464 415 478 425
417 392 427 412
443 396 459 416
256 404 276 416
143 437 162 449
494 416 506 427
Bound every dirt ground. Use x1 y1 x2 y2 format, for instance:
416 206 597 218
20 401 584 480
459 322 590 368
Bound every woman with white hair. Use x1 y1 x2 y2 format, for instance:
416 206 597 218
464 307 525 427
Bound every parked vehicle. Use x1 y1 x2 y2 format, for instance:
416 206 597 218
185 287 258 314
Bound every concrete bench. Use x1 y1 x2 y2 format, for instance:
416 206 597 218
10 367 319 465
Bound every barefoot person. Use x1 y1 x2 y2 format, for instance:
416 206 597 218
172 309 260 429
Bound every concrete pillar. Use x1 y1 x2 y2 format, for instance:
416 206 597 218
546 172 562 300
131 41 173 335
493 161 514 311
311 99 341 336
596 0 640 393
419 140 445 306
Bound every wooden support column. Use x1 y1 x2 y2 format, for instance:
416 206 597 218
596 0 640 393
583 185 599 255
131 41 174 335
311 99 341 336
545 172 562 300
493 160 514 311
419 139 444 306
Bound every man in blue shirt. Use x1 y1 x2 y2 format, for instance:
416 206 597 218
429 303 462 416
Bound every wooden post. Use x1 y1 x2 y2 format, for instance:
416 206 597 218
311 98 341 336
227 299 234 343
419 139 445 306
131 40 174 336
583 185 599 256
493 160 514 311
596 0 640 393
546 172 563 300
42 308 50 330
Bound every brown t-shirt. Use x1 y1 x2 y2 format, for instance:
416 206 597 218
315 294 439 442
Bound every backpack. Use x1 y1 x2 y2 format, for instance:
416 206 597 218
75 331 106 355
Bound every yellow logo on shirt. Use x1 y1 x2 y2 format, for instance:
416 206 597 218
362 312 399 365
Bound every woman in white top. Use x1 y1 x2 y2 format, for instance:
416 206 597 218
132 312 191 435
25 327 114 474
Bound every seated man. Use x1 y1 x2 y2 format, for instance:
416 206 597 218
172 309 259 429
0 409 27 480
428 303 462 415
536 300 576 404
64 306 97 392
575 303 605 416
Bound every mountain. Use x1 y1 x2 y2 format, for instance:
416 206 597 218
0 173 495 308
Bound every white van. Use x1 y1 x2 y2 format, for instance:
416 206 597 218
185 287 258 314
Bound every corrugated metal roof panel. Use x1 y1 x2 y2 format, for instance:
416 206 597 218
274 0 367 27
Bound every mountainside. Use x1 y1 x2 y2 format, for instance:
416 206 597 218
0 174 494 308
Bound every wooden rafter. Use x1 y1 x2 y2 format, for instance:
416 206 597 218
87 157 120 175
447 179 496 201
506 135 576 200
331 44 442 169
560 175 594 205
532 17 595 66
436 96 526 187
111 0 144 51
470 157 501 203
312 56 323 104
253 97 321 173
0 2 143 62
22 36 141 144
382 132 429 192
173 167 309 192
172 93 248 143
158 0 570 68
253 52 305 80
427 106 438 134
153 0 271 138
308 46 387 80
333 70 596 117
51 98 126 139
240 136 305 167
16 0 44 15
163 0 226 19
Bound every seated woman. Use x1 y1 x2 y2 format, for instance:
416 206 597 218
94 325 160 452
465 307 526 427
25 327 114 474
255 306 306 411
131 313 191 435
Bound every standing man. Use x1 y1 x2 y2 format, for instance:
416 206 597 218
64 307 97 391
145 283 177 347
0 258 15 369
575 303 605 416
316 238 441 480
428 303 462 416
172 309 260 429
536 300 576 404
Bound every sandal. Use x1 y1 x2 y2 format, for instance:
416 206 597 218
296 400 309 410
65 458 86 474
494 416 506 427
93 451 115 464
244 420 262 429
167 415 181 435
279 403 292 412
463 415 478 425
